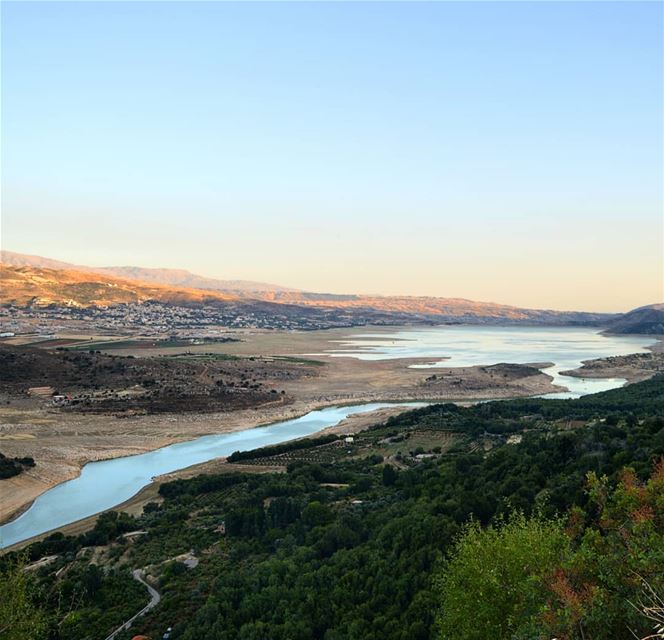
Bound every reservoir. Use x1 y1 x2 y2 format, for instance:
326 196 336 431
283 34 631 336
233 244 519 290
1 327 656 548
323 326 656 398
0 403 419 548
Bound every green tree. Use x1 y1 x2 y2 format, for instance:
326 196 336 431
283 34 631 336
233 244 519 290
0 556 48 640
382 464 398 486
301 500 332 527
434 512 569 640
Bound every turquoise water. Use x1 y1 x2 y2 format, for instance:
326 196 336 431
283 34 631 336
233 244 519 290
323 326 656 398
0 402 420 548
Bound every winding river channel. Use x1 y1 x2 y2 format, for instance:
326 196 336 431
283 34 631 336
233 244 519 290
0 327 656 549
0 403 421 548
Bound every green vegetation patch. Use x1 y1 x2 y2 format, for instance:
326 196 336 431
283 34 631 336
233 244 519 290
270 355 326 366
0 452 35 479
165 352 242 362
6 375 664 640
227 434 341 463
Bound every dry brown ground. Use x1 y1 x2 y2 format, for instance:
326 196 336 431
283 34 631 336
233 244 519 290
557 337 664 383
560 347 664 383
0 404 432 552
0 327 568 527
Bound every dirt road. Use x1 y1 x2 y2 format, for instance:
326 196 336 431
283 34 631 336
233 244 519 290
104 569 161 640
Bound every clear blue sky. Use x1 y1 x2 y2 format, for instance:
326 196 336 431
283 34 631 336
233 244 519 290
2 1 662 311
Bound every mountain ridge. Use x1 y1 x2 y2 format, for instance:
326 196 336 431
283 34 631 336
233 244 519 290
0 264 239 308
605 303 664 335
0 250 294 294
0 250 616 322
0 264 613 325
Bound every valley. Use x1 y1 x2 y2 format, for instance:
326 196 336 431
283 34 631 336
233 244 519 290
0 327 565 531
1 255 662 638
0 322 659 546
3 3 662 637
5 378 664 640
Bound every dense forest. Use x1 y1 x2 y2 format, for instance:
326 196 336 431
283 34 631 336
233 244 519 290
2 376 664 640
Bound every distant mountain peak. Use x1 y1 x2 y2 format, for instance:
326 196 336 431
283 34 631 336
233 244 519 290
0 263 239 307
0 251 297 295
95 265 299 294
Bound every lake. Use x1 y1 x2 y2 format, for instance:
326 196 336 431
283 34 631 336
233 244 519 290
322 326 656 398
0 402 420 548
1 326 655 548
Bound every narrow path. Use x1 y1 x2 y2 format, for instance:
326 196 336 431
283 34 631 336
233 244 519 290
104 569 161 640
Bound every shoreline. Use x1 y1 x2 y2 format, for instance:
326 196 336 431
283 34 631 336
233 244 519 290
0 351 565 529
0 395 548 553
0 402 442 552
2 331 661 550
0 382 555 529
559 336 664 384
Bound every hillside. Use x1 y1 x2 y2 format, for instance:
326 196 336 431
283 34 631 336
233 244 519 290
0 342 302 414
0 264 239 307
0 251 80 271
0 250 295 295
252 290 611 323
0 251 615 325
8 377 664 640
96 266 297 294
606 303 664 335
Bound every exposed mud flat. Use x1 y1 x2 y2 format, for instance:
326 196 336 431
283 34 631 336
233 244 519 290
0 351 562 525
3 326 646 527
561 350 664 383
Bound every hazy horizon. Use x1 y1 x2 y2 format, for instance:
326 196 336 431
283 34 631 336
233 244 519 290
2 1 663 313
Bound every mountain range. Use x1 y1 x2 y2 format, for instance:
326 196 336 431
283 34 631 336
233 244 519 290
0 263 238 308
0 251 294 295
1 250 661 330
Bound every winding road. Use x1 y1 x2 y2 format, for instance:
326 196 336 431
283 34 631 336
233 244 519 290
104 569 161 640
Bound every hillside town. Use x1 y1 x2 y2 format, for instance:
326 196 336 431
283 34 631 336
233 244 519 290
0 300 415 336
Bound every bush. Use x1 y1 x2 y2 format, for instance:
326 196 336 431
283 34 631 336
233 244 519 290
435 512 569 640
